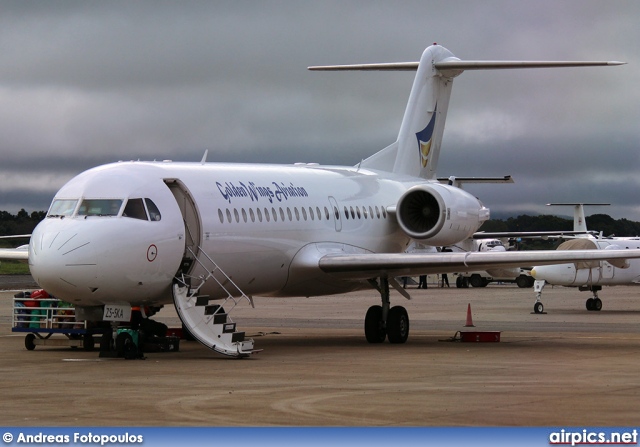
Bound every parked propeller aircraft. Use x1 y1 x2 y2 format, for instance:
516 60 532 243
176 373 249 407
530 203 640 313
0 44 635 357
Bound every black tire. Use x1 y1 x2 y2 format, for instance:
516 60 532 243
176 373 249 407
83 334 95 351
534 302 544 314
116 332 138 359
364 305 386 343
586 298 594 311
469 274 484 288
387 306 409 344
516 275 530 288
593 298 602 311
456 276 463 288
25 333 36 351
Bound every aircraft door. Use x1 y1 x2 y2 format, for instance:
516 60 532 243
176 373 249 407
328 196 341 232
164 179 202 274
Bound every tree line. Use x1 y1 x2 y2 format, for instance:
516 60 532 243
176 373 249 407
479 213 640 250
0 209 46 247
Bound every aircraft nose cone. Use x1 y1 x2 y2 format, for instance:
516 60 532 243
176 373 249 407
29 219 98 301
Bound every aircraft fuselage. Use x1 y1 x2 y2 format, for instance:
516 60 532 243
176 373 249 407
28 161 487 307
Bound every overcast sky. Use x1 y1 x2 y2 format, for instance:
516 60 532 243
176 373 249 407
0 1 638 222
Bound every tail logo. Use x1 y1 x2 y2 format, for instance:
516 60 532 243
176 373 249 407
416 107 437 168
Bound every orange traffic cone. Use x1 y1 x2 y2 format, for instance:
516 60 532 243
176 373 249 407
464 303 475 327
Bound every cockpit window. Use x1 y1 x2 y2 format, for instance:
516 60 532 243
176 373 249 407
123 199 148 220
47 199 78 217
77 199 123 217
145 199 161 221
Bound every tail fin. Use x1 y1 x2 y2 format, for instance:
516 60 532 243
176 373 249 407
309 45 624 179
547 203 610 235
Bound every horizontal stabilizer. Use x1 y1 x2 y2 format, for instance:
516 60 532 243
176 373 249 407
438 176 513 187
309 60 625 75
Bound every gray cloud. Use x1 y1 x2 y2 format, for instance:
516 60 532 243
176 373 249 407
0 1 638 223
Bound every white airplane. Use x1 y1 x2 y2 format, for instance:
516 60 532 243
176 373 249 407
0 44 635 357
530 203 640 313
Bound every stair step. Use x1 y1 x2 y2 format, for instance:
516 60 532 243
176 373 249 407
195 296 210 306
231 332 245 343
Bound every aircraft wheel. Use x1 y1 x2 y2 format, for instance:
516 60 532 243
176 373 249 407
534 302 544 314
593 298 602 311
586 298 594 311
456 276 463 288
387 306 409 344
25 333 36 351
364 305 386 343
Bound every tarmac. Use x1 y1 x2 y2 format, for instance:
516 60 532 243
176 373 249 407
1 275 640 427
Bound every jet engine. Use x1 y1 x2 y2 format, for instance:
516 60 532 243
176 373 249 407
395 183 489 246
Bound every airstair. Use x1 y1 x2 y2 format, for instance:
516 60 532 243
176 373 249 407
172 247 258 358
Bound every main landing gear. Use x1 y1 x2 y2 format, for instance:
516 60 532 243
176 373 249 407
584 286 603 311
364 277 410 344
533 280 604 314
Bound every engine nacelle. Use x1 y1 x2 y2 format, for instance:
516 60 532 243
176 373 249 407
395 183 489 246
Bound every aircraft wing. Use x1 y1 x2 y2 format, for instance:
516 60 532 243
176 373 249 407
0 245 29 261
472 230 595 239
319 249 640 280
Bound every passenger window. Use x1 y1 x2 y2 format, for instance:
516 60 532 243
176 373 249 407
78 199 123 217
287 207 292 221
264 208 270 222
279 208 285 221
356 206 361 219
272 208 278 222
344 207 349 220
294 207 300 221
145 199 162 221
301 207 307 221
123 199 148 220
257 208 263 222
233 208 240 223
218 209 224 223
375 206 380 218
250 208 255 222
316 207 322 220
325 207 330 220
226 209 232 223
350 207 355 219
334 207 339 220
242 208 247 223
